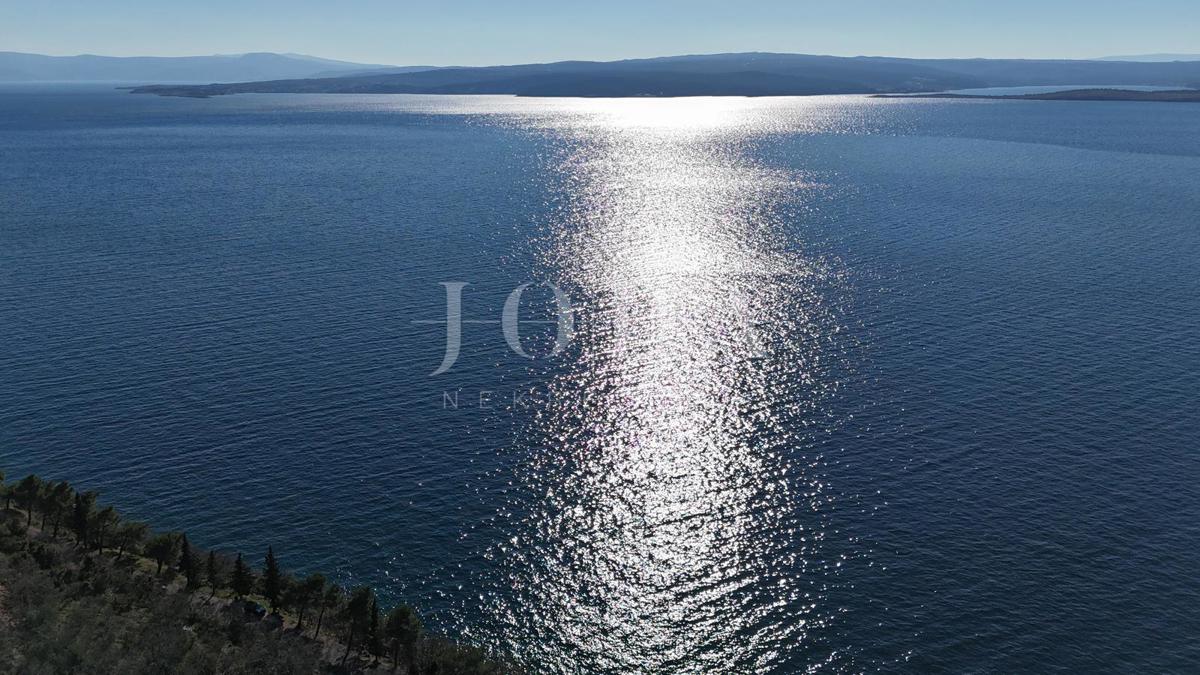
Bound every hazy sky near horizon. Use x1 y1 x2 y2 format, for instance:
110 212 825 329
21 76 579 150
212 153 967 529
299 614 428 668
2 0 1197 65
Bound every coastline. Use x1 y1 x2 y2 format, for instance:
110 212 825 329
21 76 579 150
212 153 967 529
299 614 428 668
0 470 509 674
876 88 1200 102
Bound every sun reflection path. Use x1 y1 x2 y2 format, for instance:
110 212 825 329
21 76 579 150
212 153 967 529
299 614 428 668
480 98 855 673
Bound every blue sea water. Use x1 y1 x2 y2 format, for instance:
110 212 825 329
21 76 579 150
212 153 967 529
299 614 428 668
1 84 1199 673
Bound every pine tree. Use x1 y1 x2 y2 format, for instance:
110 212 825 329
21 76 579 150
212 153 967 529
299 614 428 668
315 584 341 639
115 521 148 559
36 480 56 529
71 492 96 546
342 586 373 664
178 534 200 589
145 533 177 576
368 598 383 662
295 573 325 631
49 481 74 537
15 475 41 531
386 605 423 673
263 546 283 613
232 552 253 600
206 551 223 600
92 505 118 552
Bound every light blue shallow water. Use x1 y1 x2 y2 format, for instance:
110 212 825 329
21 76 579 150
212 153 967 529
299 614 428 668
1 85 1199 672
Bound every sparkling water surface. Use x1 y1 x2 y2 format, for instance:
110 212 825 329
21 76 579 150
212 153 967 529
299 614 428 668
2 86 1199 672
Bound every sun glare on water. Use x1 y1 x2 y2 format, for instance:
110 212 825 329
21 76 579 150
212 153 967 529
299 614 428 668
464 97 857 673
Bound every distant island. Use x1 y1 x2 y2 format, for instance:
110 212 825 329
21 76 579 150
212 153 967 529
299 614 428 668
880 88 1200 102
126 52 1200 99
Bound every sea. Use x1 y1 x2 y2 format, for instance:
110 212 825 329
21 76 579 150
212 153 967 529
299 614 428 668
1 83 1198 673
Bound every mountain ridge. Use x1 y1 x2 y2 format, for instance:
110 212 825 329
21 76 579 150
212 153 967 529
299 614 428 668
127 52 1200 98
1097 53 1200 62
0 51 408 82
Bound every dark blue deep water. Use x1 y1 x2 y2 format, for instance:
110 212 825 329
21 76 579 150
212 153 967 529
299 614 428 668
2 84 1198 672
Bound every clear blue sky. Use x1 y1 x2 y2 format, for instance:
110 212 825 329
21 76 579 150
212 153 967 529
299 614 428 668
2 0 1196 65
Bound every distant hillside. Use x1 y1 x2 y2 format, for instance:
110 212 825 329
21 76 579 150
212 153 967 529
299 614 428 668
1098 54 1200 62
305 65 447 79
0 51 411 83
130 52 1200 98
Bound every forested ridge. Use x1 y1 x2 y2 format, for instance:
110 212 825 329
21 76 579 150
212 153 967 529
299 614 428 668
0 469 511 674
